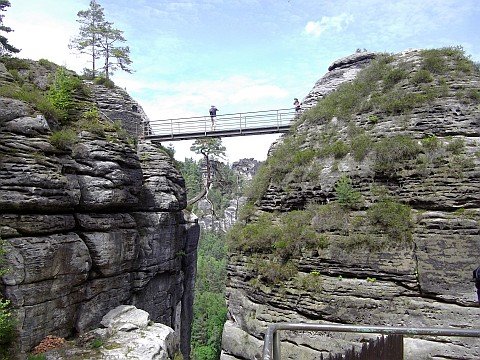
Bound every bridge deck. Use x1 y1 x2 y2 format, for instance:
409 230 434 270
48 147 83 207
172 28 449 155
143 108 297 141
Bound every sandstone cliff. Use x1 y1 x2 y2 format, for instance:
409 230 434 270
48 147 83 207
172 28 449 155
222 49 480 359
0 59 199 358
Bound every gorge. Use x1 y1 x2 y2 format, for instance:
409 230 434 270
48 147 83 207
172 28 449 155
1 46 480 360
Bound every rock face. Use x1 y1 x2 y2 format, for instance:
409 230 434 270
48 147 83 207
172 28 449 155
0 60 199 358
221 49 480 359
44 305 176 359
197 158 260 232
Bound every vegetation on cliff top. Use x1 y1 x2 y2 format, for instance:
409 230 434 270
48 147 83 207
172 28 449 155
0 57 135 149
227 46 479 287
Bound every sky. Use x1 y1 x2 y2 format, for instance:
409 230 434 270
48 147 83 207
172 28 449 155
4 0 480 163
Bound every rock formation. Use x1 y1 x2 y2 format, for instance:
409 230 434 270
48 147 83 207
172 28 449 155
44 305 176 359
0 59 199 358
221 49 480 359
197 158 260 232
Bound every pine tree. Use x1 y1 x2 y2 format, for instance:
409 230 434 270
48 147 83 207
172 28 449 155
69 0 106 78
70 1 132 79
0 0 20 55
97 21 132 79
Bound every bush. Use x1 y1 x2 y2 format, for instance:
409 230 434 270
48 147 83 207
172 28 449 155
446 137 465 155
411 69 434 84
350 133 372 161
94 76 115 88
383 68 406 88
49 129 78 150
373 135 421 174
334 175 362 208
47 68 83 122
367 197 413 243
0 56 30 70
38 58 56 71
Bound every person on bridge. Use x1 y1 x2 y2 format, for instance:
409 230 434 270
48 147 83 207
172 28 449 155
293 98 302 113
209 105 219 129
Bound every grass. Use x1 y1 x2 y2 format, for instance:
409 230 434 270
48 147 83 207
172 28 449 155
366 196 413 243
49 129 78 150
373 135 421 174
228 209 328 259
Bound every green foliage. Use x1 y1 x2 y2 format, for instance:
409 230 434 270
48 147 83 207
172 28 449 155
421 135 440 151
373 135 421 174
91 338 103 349
49 129 78 150
82 107 100 122
328 140 349 159
421 50 447 74
0 83 62 120
180 158 203 202
47 67 83 122
334 175 362 208
350 133 372 161
1 238 15 357
228 208 328 259
94 76 115 88
298 271 323 293
38 58 56 71
27 354 46 360
255 258 297 285
0 57 28 71
191 231 227 360
0 1 20 55
411 69 434 84
446 137 465 155
366 197 413 243
190 138 226 159
383 67 406 89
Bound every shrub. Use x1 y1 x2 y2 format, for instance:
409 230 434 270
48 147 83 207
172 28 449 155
383 68 406 89
334 175 362 208
47 68 83 122
373 135 421 174
350 133 372 161
49 129 78 150
310 203 349 233
38 58 56 71
421 135 441 151
446 138 465 155
0 56 30 70
255 259 297 285
421 49 448 74
411 69 434 84
94 76 115 88
367 197 413 243
329 140 350 159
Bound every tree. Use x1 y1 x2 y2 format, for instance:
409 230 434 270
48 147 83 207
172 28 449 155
190 138 226 188
0 0 20 55
69 0 106 77
70 0 133 79
97 21 132 79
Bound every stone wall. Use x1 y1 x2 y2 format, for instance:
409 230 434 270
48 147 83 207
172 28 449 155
0 61 199 358
221 50 480 360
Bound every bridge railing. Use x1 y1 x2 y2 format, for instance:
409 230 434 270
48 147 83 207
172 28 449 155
144 108 298 138
262 323 480 360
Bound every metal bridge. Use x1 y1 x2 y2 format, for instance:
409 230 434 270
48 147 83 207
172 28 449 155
142 108 298 141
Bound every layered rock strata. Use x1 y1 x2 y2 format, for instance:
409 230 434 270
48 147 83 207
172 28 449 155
221 50 480 359
0 62 198 358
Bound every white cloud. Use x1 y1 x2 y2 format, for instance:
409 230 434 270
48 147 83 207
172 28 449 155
304 13 354 37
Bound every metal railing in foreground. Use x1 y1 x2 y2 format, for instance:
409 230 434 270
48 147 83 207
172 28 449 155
143 108 298 141
262 323 480 360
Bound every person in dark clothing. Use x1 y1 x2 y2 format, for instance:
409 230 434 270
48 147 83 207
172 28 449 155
293 98 302 113
209 105 218 129
473 266 480 305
